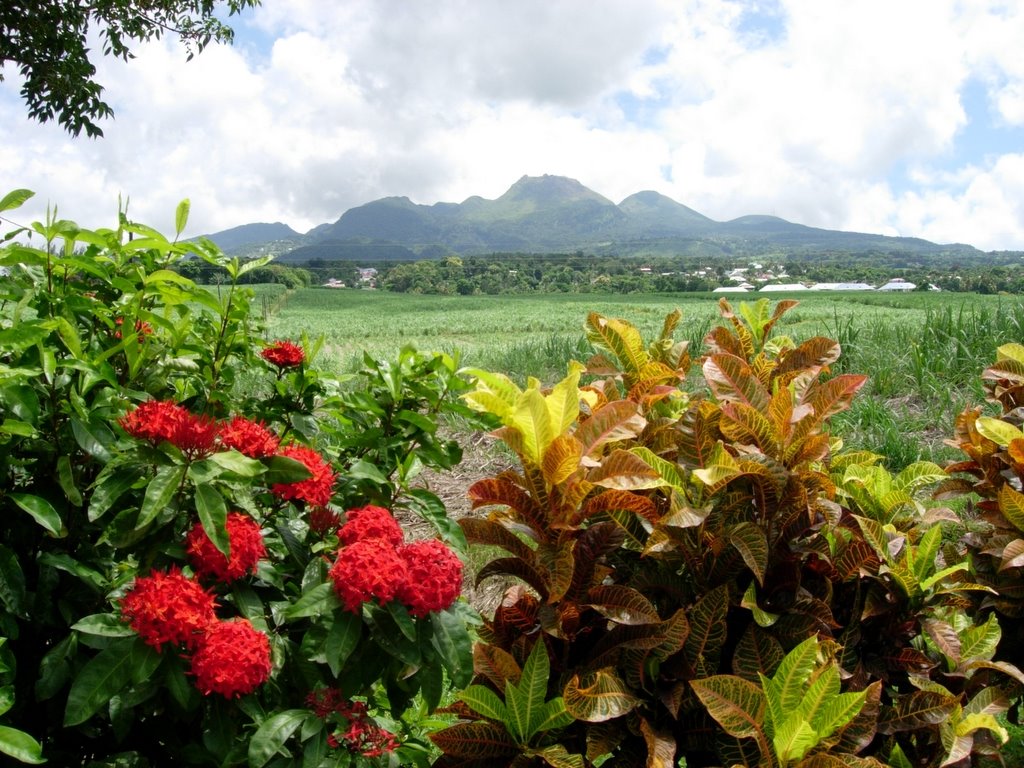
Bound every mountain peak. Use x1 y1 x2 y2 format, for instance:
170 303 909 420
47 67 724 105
500 174 612 205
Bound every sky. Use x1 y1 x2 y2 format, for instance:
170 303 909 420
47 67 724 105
2 0 1024 251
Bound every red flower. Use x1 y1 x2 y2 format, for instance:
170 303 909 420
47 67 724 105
189 618 272 698
120 567 217 649
396 540 463 617
219 416 279 458
271 444 337 507
307 689 399 757
338 505 403 548
119 400 188 444
169 412 220 459
261 340 305 368
119 401 219 459
114 317 154 342
328 538 407 612
337 718 399 758
309 506 342 537
185 513 266 584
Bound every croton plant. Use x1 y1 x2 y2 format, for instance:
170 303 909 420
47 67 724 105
432 300 1024 768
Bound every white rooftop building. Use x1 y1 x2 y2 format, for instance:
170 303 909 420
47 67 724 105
878 279 915 291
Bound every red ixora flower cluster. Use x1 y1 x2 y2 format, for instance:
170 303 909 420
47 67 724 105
120 404 286 461
118 400 219 459
306 688 399 758
185 513 266 583
328 506 463 616
338 505 403 547
271 444 337 507
189 618 272 698
120 568 272 698
218 415 280 458
261 340 305 368
120 567 216 649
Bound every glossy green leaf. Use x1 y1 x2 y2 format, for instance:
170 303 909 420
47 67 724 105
0 725 46 764
57 455 82 506
325 611 361 677
406 488 468 554
248 709 308 768
10 493 64 537
506 640 552 744
88 466 142 522
136 465 185 530
431 608 474 689
71 418 114 463
194 483 229 557
0 189 33 212
459 685 508 722
174 198 190 237
0 545 27 617
283 582 339 621
261 454 312 485
208 450 265 478
71 614 135 637
64 637 149 726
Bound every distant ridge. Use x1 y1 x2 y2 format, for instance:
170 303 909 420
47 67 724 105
205 175 986 260
200 221 301 253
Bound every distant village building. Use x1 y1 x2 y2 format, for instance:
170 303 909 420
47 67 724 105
810 282 874 291
713 285 750 293
877 278 915 291
760 283 808 292
322 278 346 288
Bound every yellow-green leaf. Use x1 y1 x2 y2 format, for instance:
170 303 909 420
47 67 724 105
975 416 1024 447
546 361 584 437
998 484 1024 534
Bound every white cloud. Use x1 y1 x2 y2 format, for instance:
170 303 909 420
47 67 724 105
1 0 1022 250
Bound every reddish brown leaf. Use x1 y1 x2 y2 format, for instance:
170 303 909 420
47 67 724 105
576 489 658 526
703 353 771 411
474 644 522 689
587 585 661 625
477 557 548 600
468 477 546 534
542 434 583 487
429 722 518 758
640 716 677 768
876 690 958 734
587 449 662 491
575 400 647 459
460 518 536 564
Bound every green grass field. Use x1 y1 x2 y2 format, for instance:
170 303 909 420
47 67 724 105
264 287 1024 468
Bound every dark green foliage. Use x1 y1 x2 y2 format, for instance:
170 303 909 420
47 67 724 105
0 0 259 137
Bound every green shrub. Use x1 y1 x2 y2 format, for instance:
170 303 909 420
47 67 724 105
0 190 486 766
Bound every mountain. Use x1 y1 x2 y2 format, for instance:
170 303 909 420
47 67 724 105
307 175 628 253
200 222 302 253
205 175 986 260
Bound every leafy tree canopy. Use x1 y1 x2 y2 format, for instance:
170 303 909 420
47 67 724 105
0 0 260 137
